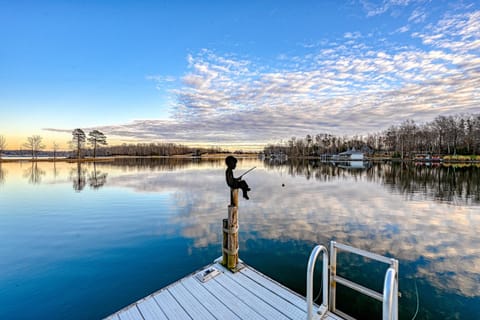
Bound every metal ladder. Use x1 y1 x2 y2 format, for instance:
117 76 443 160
306 241 399 320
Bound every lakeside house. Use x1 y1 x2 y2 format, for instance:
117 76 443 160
332 148 364 161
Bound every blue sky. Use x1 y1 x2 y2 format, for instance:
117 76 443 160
1 0 479 150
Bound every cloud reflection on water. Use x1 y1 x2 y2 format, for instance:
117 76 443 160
105 160 480 297
1 159 478 298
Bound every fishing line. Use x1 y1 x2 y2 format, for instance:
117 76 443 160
411 278 419 320
314 276 323 303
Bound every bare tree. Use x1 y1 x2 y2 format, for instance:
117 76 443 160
0 135 6 159
88 130 107 158
72 129 86 159
23 135 45 159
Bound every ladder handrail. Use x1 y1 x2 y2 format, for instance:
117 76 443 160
306 245 329 320
383 267 398 320
329 241 399 319
306 241 399 320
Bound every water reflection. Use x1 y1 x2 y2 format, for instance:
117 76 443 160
0 163 5 185
263 160 480 205
99 160 480 300
88 163 108 190
52 162 60 179
100 157 225 171
70 162 87 192
23 162 46 184
0 159 479 319
332 160 373 170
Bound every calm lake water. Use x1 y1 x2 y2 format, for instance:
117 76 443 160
0 158 479 319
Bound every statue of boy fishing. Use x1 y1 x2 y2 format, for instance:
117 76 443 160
225 156 254 201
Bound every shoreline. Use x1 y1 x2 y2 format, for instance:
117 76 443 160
1 154 479 164
0 153 259 163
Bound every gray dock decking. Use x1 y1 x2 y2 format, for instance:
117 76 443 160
106 262 341 320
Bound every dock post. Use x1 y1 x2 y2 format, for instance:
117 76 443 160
222 219 228 265
222 188 239 271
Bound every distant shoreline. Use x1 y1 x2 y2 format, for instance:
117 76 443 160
1 154 479 164
0 153 258 163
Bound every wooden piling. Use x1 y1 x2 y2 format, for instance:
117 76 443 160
222 189 239 271
222 219 228 265
230 187 238 207
227 205 238 268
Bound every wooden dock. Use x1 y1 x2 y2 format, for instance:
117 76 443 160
106 261 342 320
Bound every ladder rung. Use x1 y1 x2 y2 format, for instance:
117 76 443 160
333 275 383 302
333 242 395 265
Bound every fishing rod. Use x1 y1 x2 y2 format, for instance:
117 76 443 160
239 166 256 178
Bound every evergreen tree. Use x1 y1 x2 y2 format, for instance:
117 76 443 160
88 130 107 158
72 129 86 159
0 135 6 159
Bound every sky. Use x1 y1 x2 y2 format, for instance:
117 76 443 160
1 0 479 150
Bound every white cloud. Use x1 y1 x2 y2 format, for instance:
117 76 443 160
414 11 480 53
408 7 427 23
396 25 410 33
45 8 480 148
145 75 177 91
360 0 414 17
344 31 362 39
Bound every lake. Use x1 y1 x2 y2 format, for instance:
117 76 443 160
0 158 479 319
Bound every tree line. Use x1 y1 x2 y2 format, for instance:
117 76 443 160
0 129 227 160
70 128 225 158
264 113 480 158
5 129 108 160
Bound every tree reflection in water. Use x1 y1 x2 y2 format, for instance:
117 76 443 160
0 163 6 185
52 162 60 179
70 162 87 192
69 162 108 191
263 159 480 205
23 162 46 184
88 162 108 189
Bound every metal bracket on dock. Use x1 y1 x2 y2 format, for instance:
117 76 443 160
195 267 222 283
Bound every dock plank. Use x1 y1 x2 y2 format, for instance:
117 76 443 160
168 280 216 320
106 263 344 320
118 305 143 320
153 290 192 320
202 274 267 320
221 267 306 319
136 296 168 320
182 276 241 320
214 270 290 320
326 312 345 320
241 267 308 310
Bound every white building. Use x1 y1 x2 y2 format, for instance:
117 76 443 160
335 148 364 161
